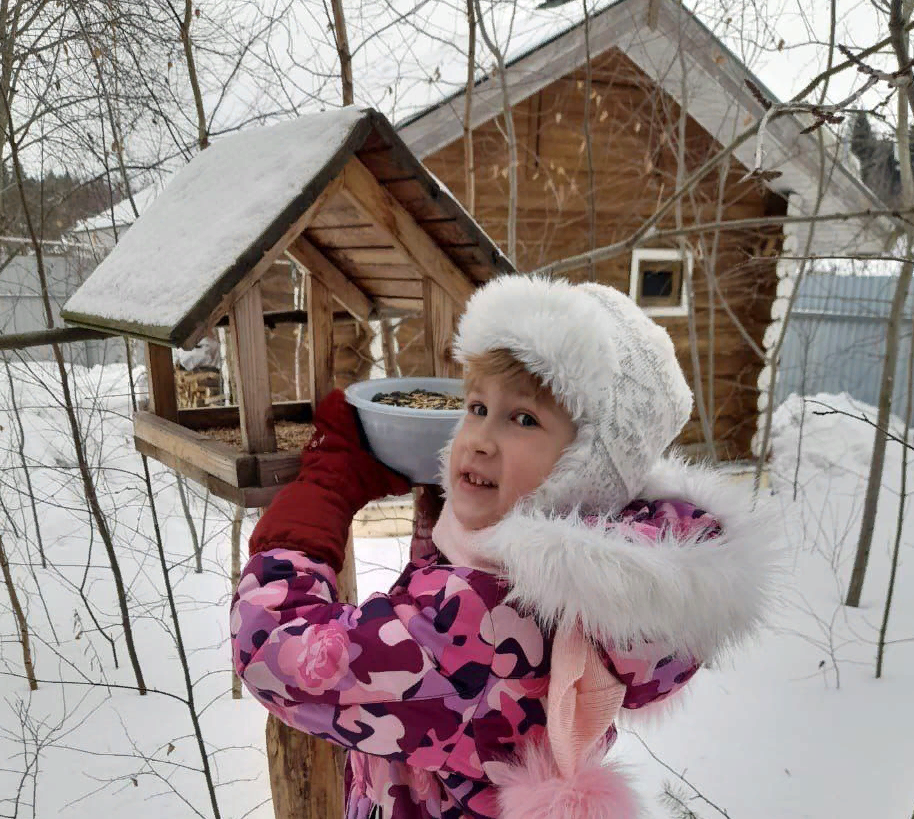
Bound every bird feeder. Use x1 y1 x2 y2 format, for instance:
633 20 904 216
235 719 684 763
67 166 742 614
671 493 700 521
61 108 514 508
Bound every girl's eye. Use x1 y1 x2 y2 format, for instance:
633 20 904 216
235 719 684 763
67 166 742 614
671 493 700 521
515 412 538 428
467 402 487 417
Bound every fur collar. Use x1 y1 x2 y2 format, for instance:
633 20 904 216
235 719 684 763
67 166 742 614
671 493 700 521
477 455 782 662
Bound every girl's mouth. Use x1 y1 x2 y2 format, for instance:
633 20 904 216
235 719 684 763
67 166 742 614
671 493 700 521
461 471 497 489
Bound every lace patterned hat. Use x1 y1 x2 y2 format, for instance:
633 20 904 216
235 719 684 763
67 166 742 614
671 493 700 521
452 274 694 514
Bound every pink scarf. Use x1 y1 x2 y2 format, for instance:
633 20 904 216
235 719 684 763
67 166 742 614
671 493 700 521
431 500 627 779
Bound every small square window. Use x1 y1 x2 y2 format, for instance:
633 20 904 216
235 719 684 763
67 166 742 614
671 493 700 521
629 249 690 316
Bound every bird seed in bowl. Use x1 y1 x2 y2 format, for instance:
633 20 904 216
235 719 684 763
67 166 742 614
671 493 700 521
371 389 464 410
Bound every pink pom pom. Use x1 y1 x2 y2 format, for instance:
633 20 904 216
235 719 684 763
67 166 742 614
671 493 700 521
491 738 643 819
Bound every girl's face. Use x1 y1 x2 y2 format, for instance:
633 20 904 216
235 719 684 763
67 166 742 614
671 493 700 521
448 374 576 530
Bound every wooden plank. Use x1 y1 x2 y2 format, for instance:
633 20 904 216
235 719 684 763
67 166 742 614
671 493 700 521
240 484 284 508
135 437 245 503
286 237 375 323
355 278 424 299
144 343 179 423
135 436 282 507
187 174 346 349
356 146 416 182
134 410 257 486
229 282 277 453
340 157 476 305
330 247 412 267
378 179 453 221
178 400 312 431
349 263 421 280
256 451 304 487
307 274 335 404
304 224 395 249
423 278 462 378
377 296 424 312
308 198 370 228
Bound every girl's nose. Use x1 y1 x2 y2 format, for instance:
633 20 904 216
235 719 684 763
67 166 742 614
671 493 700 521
468 421 496 455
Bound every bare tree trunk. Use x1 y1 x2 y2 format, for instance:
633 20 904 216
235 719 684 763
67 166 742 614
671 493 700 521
175 473 203 573
877 249 914 678
1 90 147 695
180 0 209 149
464 0 476 216
3 357 45 567
674 34 715 458
231 505 243 699
0 535 37 691
474 0 517 264
582 0 596 280
330 0 353 105
123 351 222 817
848 5 914 606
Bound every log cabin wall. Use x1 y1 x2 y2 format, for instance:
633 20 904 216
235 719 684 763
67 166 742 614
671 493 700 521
398 47 785 459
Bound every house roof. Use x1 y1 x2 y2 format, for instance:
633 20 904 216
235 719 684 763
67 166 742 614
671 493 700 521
61 108 513 349
70 182 166 235
397 0 896 255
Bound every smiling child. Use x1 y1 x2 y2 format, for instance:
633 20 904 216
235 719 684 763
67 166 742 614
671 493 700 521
231 275 777 819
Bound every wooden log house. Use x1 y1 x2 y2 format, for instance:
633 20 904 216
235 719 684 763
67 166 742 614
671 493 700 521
60 107 513 819
397 0 897 460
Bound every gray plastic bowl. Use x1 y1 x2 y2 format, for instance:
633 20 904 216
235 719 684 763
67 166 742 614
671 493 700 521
344 377 464 485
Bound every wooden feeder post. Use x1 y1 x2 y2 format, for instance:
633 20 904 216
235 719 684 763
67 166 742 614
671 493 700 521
265 271 357 819
144 342 179 422
228 282 277 454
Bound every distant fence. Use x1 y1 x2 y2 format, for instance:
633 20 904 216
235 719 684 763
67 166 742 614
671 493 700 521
0 251 126 367
777 273 914 420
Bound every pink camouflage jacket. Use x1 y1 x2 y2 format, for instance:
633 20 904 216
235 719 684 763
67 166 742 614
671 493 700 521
231 454 773 819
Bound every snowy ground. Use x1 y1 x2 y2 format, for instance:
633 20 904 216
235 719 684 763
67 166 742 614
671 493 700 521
0 362 911 818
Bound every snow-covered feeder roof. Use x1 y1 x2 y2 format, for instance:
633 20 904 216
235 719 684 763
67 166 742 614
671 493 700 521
62 107 512 349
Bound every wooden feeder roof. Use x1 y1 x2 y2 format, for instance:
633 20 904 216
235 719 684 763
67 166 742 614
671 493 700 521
62 107 514 349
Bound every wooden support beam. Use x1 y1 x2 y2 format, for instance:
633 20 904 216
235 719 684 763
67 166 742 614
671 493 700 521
306 274 335 406
135 436 281 507
134 411 257 487
287 236 375 323
339 157 476 305
423 278 462 378
229 282 276 453
144 342 179 422
189 174 346 349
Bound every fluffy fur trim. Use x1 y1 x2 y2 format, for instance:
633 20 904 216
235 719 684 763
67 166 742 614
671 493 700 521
490 739 644 819
480 455 783 662
453 275 693 513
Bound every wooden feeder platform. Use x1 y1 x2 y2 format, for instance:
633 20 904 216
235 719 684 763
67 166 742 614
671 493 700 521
61 108 514 507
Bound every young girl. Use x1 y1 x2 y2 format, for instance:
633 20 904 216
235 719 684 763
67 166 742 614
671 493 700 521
231 275 776 819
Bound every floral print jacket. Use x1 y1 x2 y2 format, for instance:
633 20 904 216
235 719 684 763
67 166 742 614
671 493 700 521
230 494 724 819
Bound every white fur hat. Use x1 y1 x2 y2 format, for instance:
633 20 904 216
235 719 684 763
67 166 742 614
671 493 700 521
452 275 693 513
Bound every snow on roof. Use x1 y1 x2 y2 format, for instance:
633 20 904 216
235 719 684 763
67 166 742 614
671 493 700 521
70 181 167 234
62 107 369 347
